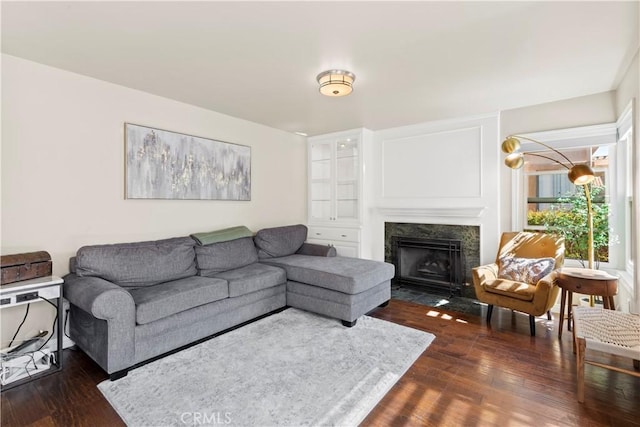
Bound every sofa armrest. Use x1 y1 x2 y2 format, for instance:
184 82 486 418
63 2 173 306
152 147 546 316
472 263 498 285
64 274 135 320
296 242 337 257
535 270 558 291
530 270 561 315
533 270 560 301
63 273 135 373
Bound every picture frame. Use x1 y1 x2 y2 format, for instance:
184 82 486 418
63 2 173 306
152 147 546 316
125 123 251 201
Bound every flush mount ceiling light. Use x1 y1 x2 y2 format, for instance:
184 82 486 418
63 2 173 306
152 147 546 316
316 69 355 97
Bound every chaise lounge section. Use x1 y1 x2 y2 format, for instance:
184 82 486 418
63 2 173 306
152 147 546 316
262 255 392 327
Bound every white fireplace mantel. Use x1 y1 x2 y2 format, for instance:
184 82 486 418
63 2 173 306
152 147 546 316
374 206 486 218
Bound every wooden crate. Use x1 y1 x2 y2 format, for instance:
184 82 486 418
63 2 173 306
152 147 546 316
1 251 52 285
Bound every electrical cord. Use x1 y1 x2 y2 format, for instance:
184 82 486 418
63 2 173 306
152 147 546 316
64 309 71 340
2 298 59 385
8 303 30 348
36 296 58 352
36 313 57 352
37 295 71 342
38 296 56 309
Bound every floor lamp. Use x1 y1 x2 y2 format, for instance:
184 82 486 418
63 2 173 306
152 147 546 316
501 135 597 302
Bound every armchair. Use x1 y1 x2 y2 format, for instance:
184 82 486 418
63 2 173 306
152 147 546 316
472 231 565 336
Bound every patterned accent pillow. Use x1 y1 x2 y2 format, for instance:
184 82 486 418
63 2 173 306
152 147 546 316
498 256 556 285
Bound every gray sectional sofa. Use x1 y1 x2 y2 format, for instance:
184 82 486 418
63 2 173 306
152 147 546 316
63 224 394 380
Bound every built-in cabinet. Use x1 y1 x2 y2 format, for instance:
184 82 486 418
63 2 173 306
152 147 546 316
307 129 370 257
307 225 361 258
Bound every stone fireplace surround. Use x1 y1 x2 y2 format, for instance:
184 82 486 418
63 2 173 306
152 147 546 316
384 222 480 298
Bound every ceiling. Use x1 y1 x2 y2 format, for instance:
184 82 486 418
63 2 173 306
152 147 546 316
2 1 638 136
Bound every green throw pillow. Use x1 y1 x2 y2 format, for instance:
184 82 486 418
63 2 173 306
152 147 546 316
191 225 253 246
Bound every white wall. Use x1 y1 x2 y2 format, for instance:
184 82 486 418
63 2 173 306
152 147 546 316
367 113 500 265
1 55 307 347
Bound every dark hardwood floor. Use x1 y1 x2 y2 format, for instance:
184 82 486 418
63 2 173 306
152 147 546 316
2 299 639 426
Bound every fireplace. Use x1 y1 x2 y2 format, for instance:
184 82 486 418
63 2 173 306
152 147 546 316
392 236 463 296
384 222 480 298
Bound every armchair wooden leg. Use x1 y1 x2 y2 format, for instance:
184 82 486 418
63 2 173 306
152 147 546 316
486 304 494 323
529 315 536 336
547 310 552 320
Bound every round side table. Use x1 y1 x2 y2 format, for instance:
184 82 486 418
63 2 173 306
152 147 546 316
556 267 618 339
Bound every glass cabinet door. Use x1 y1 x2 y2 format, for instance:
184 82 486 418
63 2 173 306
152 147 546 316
335 138 359 221
308 134 360 223
310 141 334 221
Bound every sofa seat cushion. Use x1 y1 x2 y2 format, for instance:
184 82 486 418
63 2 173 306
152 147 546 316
75 236 197 288
128 276 228 325
196 237 258 275
214 263 286 297
262 255 394 295
482 278 536 301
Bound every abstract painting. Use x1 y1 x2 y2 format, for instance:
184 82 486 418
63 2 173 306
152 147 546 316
125 123 251 200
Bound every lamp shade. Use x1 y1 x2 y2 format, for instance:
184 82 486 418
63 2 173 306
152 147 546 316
501 137 521 154
317 70 355 97
504 152 525 169
568 164 595 185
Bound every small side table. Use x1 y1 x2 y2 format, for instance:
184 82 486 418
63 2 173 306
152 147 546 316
556 268 618 339
0 276 64 390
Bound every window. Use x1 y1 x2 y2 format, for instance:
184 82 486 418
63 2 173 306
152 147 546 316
511 124 619 268
523 145 611 265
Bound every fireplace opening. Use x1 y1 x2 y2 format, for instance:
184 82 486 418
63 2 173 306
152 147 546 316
392 236 463 296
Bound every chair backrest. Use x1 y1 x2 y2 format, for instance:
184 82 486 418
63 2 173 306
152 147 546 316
496 231 565 269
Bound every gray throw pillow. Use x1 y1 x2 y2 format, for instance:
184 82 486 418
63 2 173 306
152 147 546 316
196 237 259 276
254 224 308 259
75 237 197 287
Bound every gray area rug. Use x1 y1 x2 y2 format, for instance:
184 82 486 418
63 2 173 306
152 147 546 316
98 308 435 427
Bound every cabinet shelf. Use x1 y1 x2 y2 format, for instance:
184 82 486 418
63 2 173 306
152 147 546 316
309 133 362 238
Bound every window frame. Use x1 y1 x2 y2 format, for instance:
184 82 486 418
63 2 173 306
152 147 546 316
615 100 636 310
510 123 619 270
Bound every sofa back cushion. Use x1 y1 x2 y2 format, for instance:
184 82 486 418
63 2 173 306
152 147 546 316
75 237 197 288
196 237 259 276
254 224 307 259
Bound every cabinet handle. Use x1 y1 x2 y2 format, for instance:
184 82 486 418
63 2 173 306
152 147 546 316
315 233 322 236
341 234 347 237
576 284 581 289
